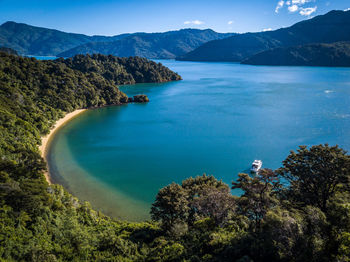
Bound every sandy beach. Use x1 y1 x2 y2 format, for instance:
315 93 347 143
39 109 87 184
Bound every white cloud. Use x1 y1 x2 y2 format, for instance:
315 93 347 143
228 21 234 25
299 6 317 16
345 8 350 12
275 0 285 13
263 28 273 32
184 20 204 25
292 0 311 5
288 5 299 12
275 0 316 16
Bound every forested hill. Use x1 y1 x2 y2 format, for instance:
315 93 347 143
0 21 128 56
61 54 182 83
177 10 350 62
0 52 180 157
57 29 236 59
242 41 350 67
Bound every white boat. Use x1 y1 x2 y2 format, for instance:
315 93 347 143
251 160 262 173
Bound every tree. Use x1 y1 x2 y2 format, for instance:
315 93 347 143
150 183 189 233
182 174 227 198
151 175 236 231
192 186 236 226
232 169 280 231
277 144 350 212
338 232 350 262
182 174 230 225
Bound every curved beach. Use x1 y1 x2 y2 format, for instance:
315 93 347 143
39 109 87 184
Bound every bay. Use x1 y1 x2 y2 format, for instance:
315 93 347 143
48 60 350 221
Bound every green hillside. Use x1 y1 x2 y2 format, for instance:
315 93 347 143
177 10 350 62
0 21 127 56
242 41 350 67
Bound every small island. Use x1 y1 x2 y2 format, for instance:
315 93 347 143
128 94 150 103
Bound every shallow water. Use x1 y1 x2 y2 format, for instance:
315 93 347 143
48 60 350 221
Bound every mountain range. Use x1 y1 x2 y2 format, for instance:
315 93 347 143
0 21 129 56
1 10 350 66
58 29 235 59
241 41 350 67
0 21 235 58
177 10 350 64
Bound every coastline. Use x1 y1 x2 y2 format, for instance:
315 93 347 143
39 109 87 184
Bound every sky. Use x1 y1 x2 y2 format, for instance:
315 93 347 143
0 0 349 36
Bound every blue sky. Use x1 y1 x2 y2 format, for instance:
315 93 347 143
0 0 349 35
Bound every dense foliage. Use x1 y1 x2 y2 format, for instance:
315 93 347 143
177 10 350 62
0 52 349 261
0 46 18 55
61 54 181 84
151 145 350 261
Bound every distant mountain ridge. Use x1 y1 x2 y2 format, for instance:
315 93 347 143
242 41 350 67
57 29 235 59
0 21 128 56
3 10 350 66
177 10 350 62
0 21 235 58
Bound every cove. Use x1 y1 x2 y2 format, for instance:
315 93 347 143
47 60 350 221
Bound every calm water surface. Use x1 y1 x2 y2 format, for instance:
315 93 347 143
48 60 350 221
30 55 58 60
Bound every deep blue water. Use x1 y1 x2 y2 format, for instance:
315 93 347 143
48 60 350 220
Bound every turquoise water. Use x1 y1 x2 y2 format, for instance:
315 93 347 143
30 55 58 60
48 60 350 221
